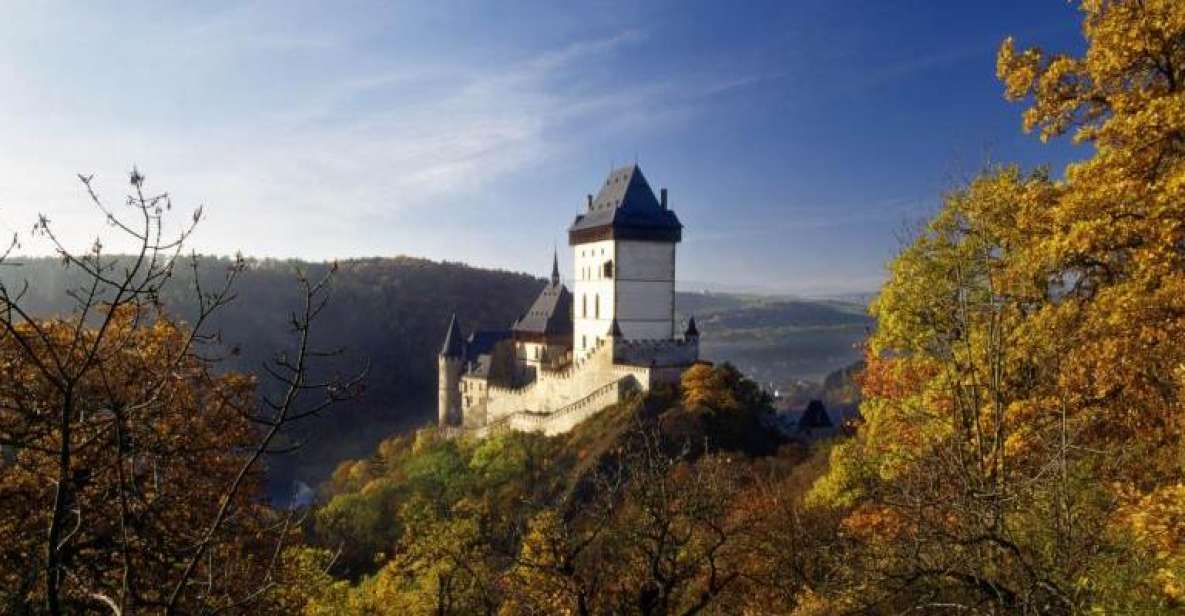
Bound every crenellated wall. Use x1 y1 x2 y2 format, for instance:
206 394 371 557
612 336 698 369
460 334 699 432
483 336 621 421
475 376 640 437
449 324 698 437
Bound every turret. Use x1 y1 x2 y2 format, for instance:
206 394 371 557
684 315 699 340
607 316 623 338
438 314 465 427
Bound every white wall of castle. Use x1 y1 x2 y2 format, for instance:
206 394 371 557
573 239 615 358
573 238 675 359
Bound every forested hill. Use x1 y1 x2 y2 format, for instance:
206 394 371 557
4 255 545 494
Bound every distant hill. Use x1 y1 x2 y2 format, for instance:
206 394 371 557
5 255 871 494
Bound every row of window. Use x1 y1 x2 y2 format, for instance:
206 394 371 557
579 259 614 281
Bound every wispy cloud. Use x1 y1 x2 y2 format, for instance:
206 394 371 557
0 7 670 256
0 3 783 261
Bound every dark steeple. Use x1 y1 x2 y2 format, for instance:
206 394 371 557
608 317 623 338
440 313 464 357
551 247 560 286
684 315 699 338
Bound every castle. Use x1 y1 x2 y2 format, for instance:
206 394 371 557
437 165 700 436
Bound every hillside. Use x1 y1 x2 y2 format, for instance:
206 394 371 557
300 363 822 613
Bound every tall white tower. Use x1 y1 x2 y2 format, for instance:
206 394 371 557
568 165 682 358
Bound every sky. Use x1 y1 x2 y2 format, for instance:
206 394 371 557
0 1 1088 296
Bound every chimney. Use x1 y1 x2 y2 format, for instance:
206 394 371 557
587 194 593 209
660 188 668 210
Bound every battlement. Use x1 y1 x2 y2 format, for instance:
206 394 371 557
483 337 616 420
449 331 698 436
612 336 699 367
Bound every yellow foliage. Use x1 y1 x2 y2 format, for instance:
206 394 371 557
0 310 268 609
812 1 1185 608
271 547 353 615
1115 484 1185 604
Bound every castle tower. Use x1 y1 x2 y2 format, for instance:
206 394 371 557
438 313 465 427
568 165 682 358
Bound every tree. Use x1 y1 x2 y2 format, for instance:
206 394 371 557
607 441 748 616
808 1 1185 611
0 170 361 614
675 362 777 455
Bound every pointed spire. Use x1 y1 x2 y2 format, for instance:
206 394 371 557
608 317 623 338
684 315 699 338
440 313 464 357
551 245 560 286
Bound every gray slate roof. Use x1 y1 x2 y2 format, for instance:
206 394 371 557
512 280 572 338
569 165 682 238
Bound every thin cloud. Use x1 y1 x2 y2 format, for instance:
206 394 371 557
0 20 669 257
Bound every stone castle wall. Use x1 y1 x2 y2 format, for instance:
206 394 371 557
466 336 697 433
483 337 620 421
477 376 640 437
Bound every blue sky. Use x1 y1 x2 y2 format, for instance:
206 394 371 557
0 1 1086 295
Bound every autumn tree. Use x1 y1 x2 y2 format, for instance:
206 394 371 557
672 363 777 456
0 170 361 614
808 1 1185 611
504 425 752 616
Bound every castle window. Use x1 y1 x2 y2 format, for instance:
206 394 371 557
582 294 587 317
594 294 600 319
603 260 613 278
582 334 587 350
